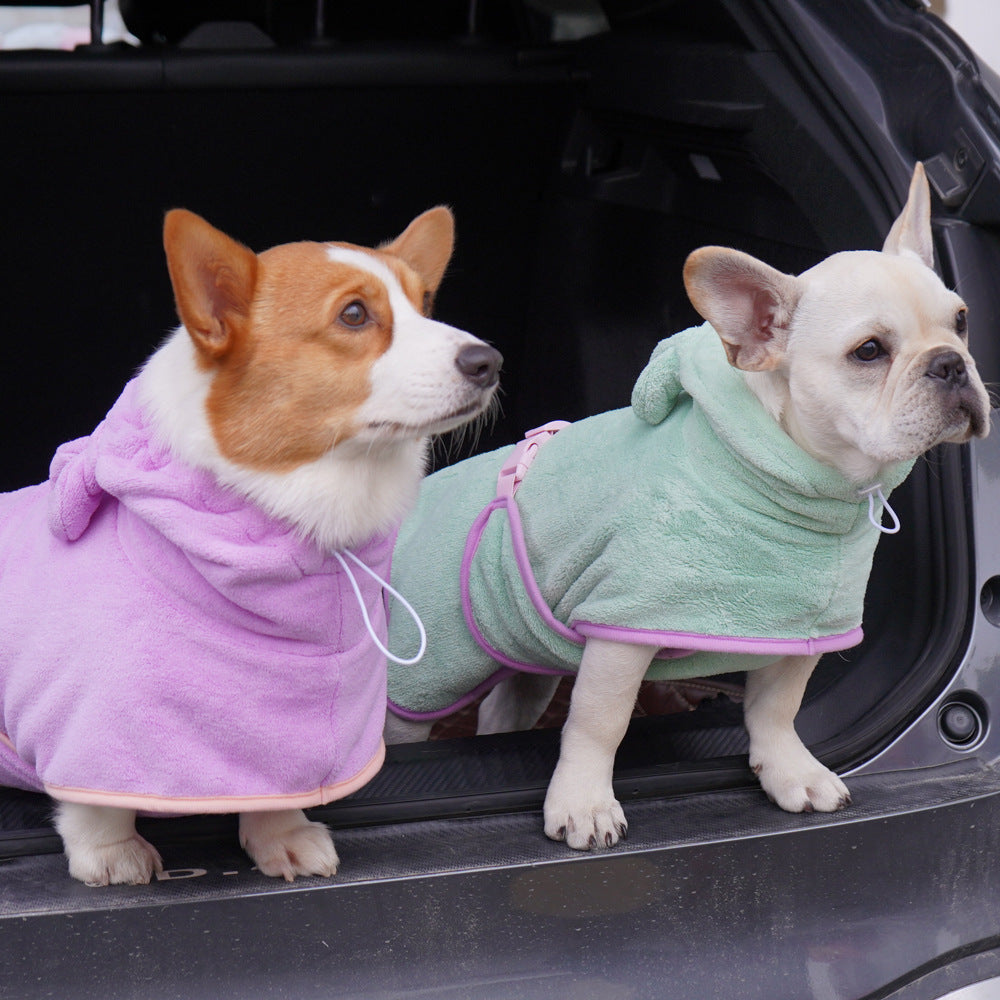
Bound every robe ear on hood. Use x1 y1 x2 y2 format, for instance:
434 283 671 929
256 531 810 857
631 338 685 425
47 434 106 543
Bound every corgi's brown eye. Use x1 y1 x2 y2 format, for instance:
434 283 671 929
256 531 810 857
339 301 368 328
956 309 968 336
853 339 886 362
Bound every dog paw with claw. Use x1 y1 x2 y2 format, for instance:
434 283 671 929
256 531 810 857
68 834 164 887
239 810 339 881
751 744 851 813
543 781 628 850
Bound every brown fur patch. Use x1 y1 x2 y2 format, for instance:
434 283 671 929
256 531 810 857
163 209 259 364
205 242 396 471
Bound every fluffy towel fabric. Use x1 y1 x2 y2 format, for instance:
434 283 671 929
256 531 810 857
387 323 913 718
0 379 392 812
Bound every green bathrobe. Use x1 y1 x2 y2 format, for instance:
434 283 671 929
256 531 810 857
387 323 912 719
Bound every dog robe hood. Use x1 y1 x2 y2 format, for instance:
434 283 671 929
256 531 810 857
0 378 393 811
387 323 914 719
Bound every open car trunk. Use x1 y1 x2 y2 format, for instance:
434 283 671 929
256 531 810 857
5 1 1000 996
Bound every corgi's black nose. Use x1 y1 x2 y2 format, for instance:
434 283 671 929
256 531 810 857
456 343 502 388
926 350 968 388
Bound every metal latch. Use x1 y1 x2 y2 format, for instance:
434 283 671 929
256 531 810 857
923 128 986 207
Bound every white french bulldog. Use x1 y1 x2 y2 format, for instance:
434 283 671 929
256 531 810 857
386 163 991 850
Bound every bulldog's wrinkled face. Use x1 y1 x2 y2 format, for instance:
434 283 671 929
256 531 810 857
778 249 987 472
683 163 990 484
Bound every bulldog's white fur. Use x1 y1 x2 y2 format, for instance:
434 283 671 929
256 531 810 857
387 164 991 850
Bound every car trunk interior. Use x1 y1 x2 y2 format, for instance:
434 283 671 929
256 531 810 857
0 0 978 856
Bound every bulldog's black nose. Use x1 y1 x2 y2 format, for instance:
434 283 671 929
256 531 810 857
456 343 502 388
926 350 969 389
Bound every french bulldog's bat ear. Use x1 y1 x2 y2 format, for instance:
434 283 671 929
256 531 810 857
683 247 800 371
882 163 934 270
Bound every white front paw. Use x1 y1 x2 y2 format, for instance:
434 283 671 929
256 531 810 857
543 778 628 850
240 811 339 881
67 834 163 887
751 745 851 813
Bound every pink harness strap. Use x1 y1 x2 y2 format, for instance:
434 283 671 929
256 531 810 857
460 421 580 675
496 421 571 499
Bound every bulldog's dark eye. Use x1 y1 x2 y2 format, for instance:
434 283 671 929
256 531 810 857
339 301 368 328
956 308 968 336
853 339 886 362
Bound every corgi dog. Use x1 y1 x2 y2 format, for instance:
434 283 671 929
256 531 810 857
0 207 501 885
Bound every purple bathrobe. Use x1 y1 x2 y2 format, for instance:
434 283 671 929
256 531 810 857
0 379 392 813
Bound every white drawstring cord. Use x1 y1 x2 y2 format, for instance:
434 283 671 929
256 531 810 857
858 484 901 535
334 550 427 666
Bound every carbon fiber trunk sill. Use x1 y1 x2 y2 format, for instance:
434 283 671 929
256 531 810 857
1 759 995 919
0 695 750 861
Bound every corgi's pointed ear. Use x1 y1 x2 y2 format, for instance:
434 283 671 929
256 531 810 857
683 247 801 371
882 162 934 269
163 209 258 360
381 206 455 294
